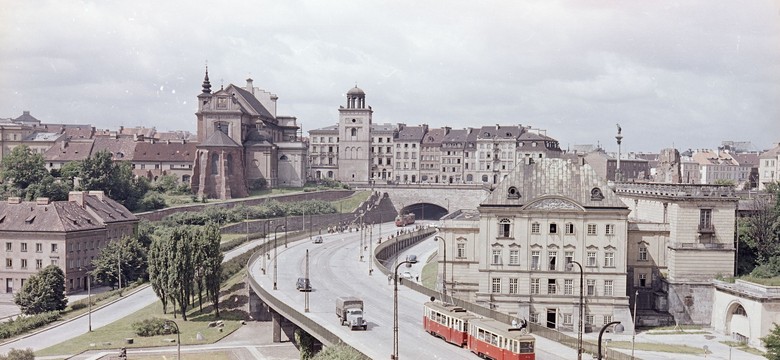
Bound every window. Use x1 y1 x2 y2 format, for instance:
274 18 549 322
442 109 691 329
564 279 573 295
587 224 597 235
530 313 539 324
498 218 511 238
547 279 557 294
21 259 27 269
457 243 466 258
563 314 573 325
5 259 11 268
565 223 575 235
4 242 10 251
585 315 595 325
548 251 557 271
492 249 502 265
604 252 615 268
639 273 647 287
530 278 540 294
605 224 615 236
531 251 540 270
509 250 520 265
587 279 596 296
509 278 519 294
549 223 558 234
491 278 501 293
604 280 614 296
565 251 574 267
36 243 42 253
51 244 58 253
36 259 42 269
603 315 613 325
700 209 712 228
531 222 540 234
20 243 27 252
587 252 597 267
638 246 648 261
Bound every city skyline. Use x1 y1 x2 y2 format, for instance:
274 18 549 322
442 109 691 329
1 1 779 153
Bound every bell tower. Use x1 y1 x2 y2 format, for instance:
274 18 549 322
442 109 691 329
337 86 372 184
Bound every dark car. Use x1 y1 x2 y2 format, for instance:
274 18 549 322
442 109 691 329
406 254 417 267
296 277 312 292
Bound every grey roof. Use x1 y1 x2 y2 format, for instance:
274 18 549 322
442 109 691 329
422 128 449 145
83 193 137 224
477 125 522 140
481 158 628 209
13 111 41 124
310 125 339 133
396 126 426 141
23 132 64 142
0 200 103 232
442 129 469 144
347 86 365 95
370 123 396 132
133 141 197 162
228 85 275 120
199 131 241 148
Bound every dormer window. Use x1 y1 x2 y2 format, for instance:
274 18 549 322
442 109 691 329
507 186 520 199
591 187 604 201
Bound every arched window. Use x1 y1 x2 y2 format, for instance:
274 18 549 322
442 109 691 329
481 175 489 183
210 153 219 175
279 154 289 161
507 186 520 199
351 128 358 137
226 154 233 175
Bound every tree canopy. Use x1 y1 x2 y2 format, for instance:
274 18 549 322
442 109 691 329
91 235 148 289
13 265 67 315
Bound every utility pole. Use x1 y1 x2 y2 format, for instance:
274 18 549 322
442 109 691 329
304 249 310 312
117 245 122 295
368 223 373 275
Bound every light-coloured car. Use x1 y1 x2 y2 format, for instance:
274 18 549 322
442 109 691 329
313 235 323 244
402 271 413 280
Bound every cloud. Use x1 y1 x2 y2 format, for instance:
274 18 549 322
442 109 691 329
0 0 778 152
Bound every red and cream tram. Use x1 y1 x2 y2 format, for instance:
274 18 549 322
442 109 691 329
423 302 535 360
423 301 477 346
467 317 535 360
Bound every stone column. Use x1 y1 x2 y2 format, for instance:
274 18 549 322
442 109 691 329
272 309 282 343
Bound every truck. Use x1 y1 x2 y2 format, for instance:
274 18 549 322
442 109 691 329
336 296 368 330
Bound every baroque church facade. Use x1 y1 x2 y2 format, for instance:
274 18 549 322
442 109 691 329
191 69 306 199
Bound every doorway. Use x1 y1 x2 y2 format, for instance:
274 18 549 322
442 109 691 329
546 309 557 329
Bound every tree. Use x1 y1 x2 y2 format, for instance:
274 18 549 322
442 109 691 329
91 235 148 288
148 234 172 314
763 323 780 360
168 226 195 320
0 348 35 360
740 183 780 264
202 223 223 317
0 146 49 190
77 151 149 211
13 265 67 315
713 178 737 187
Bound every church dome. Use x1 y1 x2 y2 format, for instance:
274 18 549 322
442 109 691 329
347 86 365 96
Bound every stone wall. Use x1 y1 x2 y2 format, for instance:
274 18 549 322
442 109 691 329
666 281 715 325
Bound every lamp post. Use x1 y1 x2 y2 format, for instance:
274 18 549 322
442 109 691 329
632 290 638 359
598 321 624 360
566 261 584 360
163 319 181 360
433 236 447 300
273 224 285 290
263 220 270 274
393 259 417 359
80 268 93 332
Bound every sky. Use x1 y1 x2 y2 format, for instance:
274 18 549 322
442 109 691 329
1 1 779 153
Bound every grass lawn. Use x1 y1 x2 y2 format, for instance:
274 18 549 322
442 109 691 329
421 259 437 289
607 341 708 354
646 324 703 331
36 272 249 357
333 191 371 213
219 233 247 244
721 340 765 356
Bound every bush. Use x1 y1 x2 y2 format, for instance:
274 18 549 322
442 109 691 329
132 317 177 337
750 256 780 278
0 348 35 360
138 192 167 212
249 178 268 191
0 311 61 339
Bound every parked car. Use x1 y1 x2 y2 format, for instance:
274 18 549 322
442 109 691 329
296 277 312 292
313 236 323 244
402 271 413 280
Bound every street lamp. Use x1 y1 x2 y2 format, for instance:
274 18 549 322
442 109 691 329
79 268 93 332
273 224 285 290
163 319 181 360
598 321 624 360
433 236 447 300
393 259 418 359
566 260 584 360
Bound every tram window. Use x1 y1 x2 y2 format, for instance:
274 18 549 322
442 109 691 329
520 341 534 353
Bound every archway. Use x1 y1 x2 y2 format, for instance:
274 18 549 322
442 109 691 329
401 203 448 221
725 301 751 344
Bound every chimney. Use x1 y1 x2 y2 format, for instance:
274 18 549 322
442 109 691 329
7 197 21 204
88 190 105 201
23 111 30 116
69 191 87 208
36 198 51 205
246 78 254 93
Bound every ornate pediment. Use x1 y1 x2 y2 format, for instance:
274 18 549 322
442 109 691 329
525 198 582 211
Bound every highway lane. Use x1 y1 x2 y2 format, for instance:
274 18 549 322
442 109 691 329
251 222 574 360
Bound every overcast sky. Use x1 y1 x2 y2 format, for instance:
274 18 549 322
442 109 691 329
1 1 779 153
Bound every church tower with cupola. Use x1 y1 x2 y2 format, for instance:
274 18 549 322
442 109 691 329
337 86 373 184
